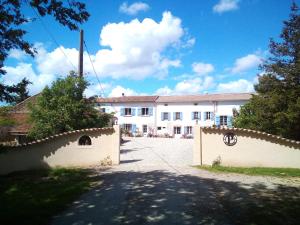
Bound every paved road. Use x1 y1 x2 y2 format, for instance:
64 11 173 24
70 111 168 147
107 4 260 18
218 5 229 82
52 137 300 225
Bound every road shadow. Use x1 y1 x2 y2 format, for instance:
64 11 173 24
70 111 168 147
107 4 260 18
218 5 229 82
120 159 143 164
120 149 137 154
52 170 300 225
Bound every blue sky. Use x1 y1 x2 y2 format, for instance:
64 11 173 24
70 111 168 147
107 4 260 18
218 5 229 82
2 0 297 97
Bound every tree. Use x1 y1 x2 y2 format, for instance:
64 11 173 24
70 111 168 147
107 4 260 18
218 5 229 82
0 0 89 102
28 75 111 139
234 3 300 141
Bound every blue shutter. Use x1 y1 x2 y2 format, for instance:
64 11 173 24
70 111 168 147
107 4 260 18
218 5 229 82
211 112 215 121
180 112 183 120
199 112 201 120
215 116 220 127
173 112 176 121
161 112 164 121
138 108 142 116
168 113 171 121
184 126 187 134
227 116 232 128
149 107 153 116
203 112 207 120
120 108 125 116
132 108 136 116
191 112 194 120
132 124 136 133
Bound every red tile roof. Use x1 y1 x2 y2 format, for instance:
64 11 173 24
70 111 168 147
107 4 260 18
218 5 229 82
96 95 159 103
156 93 253 103
96 93 253 103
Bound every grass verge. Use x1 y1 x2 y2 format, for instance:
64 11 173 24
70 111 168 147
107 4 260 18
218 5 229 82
0 167 97 225
196 165 300 177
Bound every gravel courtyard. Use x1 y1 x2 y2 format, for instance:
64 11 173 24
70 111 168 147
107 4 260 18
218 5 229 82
52 137 300 225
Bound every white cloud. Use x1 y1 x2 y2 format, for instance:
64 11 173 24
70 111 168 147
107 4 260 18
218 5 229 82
84 83 111 98
109 85 138 97
2 12 191 97
119 2 150 15
155 86 173 96
3 63 56 95
231 53 262 74
155 76 215 95
213 0 240 14
192 62 214 75
217 79 254 93
95 11 184 79
8 49 26 60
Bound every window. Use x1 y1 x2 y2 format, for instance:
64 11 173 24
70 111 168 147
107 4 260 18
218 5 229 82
162 112 169 121
193 112 200 120
124 124 132 131
185 126 192 134
125 108 131 116
143 125 147 133
164 104 168 106
174 126 181 134
205 112 212 120
157 127 162 130
141 107 149 116
100 108 106 113
78 135 92 146
220 116 228 126
175 112 181 120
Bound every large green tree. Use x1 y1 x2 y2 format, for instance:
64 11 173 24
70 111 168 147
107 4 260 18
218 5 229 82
28 74 111 139
0 0 89 103
234 3 300 141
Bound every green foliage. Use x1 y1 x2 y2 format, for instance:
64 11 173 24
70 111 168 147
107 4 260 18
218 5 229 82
234 3 300 141
0 168 95 225
0 0 89 102
28 75 111 139
0 106 15 126
197 165 300 177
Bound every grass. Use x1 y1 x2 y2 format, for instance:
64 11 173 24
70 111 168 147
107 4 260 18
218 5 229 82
197 165 300 177
0 167 97 225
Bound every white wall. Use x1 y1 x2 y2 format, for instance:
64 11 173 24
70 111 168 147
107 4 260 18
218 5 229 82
96 100 248 137
96 103 156 135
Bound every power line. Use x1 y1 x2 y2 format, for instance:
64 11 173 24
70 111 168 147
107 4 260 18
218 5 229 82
83 40 107 98
26 0 77 71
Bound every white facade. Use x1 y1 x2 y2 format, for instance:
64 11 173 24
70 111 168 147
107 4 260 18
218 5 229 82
96 94 251 138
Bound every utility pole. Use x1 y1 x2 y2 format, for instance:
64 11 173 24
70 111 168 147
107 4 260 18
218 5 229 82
78 29 83 77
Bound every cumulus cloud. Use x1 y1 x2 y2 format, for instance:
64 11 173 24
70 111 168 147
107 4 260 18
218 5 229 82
192 62 214 76
155 76 215 95
3 63 56 94
3 11 191 98
109 85 138 97
84 83 111 98
231 53 262 74
119 2 150 15
95 11 184 79
213 0 240 14
8 49 27 60
217 79 254 93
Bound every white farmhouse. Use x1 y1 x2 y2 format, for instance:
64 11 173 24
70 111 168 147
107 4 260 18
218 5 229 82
95 93 252 138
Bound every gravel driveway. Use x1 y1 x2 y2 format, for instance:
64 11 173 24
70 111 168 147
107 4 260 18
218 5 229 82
52 137 300 225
